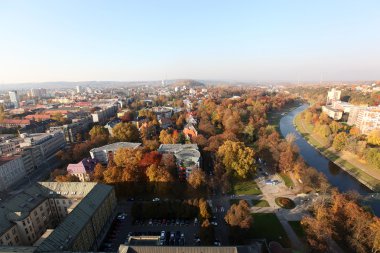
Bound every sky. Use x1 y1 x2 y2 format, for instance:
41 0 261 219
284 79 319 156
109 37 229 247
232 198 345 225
0 0 380 83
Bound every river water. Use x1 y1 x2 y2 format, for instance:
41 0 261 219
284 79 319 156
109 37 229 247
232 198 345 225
279 104 380 216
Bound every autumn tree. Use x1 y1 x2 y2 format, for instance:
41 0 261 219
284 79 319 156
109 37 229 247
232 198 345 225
368 129 380 146
112 122 140 142
0 105 5 122
92 163 105 182
146 164 173 182
187 168 207 189
199 198 212 220
224 200 252 244
332 132 348 151
89 125 109 146
217 140 256 178
113 148 144 182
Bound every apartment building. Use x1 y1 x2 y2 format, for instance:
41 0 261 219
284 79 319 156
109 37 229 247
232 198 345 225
20 132 66 161
0 156 27 191
321 106 343 120
157 144 201 179
50 117 92 143
326 88 341 105
91 105 118 124
90 142 141 164
0 182 116 252
348 107 380 134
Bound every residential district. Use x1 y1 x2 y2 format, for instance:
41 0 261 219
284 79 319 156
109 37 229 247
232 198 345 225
0 80 379 253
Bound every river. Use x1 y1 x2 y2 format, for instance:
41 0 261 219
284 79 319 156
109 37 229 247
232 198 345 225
279 104 380 216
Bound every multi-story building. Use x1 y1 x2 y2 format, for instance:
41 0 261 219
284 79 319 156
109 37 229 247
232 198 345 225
20 132 66 161
326 88 341 105
347 107 380 134
157 144 201 179
50 117 92 143
0 182 116 252
29 89 47 99
321 105 343 120
151 107 173 120
8 91 19 109
90 142 141 164
91 105 118 124
0 119 32 128
0 156 27 191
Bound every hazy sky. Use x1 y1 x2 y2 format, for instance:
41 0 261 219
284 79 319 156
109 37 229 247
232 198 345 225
1 0 380 83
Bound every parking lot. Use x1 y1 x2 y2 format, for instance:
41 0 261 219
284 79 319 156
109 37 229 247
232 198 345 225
100 202 210 251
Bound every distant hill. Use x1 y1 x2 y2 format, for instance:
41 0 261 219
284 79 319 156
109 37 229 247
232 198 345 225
171 79 205 88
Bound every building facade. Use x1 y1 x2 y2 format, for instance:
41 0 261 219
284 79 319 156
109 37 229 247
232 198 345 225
0 156 27 191
0 182 116 252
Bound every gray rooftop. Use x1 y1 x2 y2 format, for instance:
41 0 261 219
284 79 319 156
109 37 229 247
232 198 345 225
90 142 141 153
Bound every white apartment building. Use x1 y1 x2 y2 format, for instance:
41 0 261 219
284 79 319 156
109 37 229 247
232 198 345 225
20 132 66 161
326 88 341 105
91 105 118 124
348 107 380 134
0 156 27 191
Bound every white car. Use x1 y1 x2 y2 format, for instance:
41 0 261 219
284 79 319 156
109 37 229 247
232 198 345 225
152 198 160 202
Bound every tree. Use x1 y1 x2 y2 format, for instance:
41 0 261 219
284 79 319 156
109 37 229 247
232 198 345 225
120 111 134 122
0 105 5 122
112 122 140 142
146 164 173 182
113 148 144 182
159 129 173 144
93 163 105 182
217 140 256 178
332 132 348 151
368 129 380 146
224 200 252 229
278 144 296 173
301 205 334 253
89 125 109 145
199 198 211 219
187 168 207 189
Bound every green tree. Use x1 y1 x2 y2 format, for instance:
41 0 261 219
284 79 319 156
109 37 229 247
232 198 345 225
332 132 348 151
217 140 256 178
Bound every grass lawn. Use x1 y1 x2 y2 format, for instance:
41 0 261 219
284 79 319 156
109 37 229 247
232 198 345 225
231 180 262 195
229 199 245 206
279 172 294 188
249 213 291 248
288 221 305 239
251 199 270 207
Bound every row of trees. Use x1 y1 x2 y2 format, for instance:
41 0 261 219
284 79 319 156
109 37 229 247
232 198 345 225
301 190 380 253
300 105 380 170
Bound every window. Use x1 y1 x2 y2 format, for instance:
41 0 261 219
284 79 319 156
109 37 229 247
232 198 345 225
5 234 9 240
62 200 66 204
39 206 43 211
24 228 28 234
27 236 31 242
0 239 3 245
12 228 16 235
22 221 25 226
15 236 19 243
33 210 37 216
45 202 49 207
36 217 40 223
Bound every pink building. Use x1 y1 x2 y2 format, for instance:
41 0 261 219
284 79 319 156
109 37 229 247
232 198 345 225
67 158 98 182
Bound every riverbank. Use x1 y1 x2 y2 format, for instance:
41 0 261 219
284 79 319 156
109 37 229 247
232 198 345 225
294 113 380 192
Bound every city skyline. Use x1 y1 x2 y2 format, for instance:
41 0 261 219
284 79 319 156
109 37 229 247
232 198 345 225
1 0 380 83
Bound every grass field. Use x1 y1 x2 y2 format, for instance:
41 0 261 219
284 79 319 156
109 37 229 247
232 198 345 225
231 180 262 195
279 172 294 188
251 199 270 207
294 114 380 191
249 213 291 248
